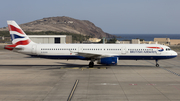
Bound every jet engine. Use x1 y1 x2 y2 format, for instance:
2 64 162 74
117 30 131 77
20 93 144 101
97 57 118 65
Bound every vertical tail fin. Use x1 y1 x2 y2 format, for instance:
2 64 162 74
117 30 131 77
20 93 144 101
4 21 34 50
7 20 34 45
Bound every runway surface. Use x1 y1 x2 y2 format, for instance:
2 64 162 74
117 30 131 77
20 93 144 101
0 50 180 101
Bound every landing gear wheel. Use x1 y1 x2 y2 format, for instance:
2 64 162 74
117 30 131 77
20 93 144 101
89 62 94 68
155 60 159 67
156 64 159 67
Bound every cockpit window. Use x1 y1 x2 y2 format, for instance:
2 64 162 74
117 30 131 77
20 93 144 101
166 48 171 51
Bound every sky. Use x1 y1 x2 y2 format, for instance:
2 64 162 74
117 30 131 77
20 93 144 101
0 0 180 34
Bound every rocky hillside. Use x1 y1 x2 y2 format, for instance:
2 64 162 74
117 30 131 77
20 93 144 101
0 16 116 38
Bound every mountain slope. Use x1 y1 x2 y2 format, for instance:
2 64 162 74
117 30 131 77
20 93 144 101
0 16 116 38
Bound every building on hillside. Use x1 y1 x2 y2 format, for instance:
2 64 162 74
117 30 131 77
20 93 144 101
154 38 170 45
140 41 158 44
170 39 180 45
67 21 73 23
132 39 140 44
28 35 72 44
116 39 140 44
88 38 101 42
116 40 130 44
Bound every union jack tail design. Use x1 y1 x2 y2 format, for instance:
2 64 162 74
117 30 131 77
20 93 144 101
4 21 34 50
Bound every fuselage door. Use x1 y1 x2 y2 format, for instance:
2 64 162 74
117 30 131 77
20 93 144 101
32 45 37 54
121 46 126 54
78 47 83 52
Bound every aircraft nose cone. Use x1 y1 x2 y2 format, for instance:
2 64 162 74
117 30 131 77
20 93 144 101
172 51 178 56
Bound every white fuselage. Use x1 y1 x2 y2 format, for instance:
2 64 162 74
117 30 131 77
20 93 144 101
6 20 178 67
16 43 177 60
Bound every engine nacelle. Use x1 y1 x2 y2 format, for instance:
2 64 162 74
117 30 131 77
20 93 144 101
97 57 118 65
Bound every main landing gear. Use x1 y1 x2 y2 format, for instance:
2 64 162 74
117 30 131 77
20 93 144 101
89 59 95 68
155 60 159 67
89 61 94 68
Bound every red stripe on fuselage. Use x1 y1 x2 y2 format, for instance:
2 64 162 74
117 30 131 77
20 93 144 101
147 47 163 49
8 25 25 35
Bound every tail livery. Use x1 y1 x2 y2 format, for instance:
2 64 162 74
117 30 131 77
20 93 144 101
4 21 33 50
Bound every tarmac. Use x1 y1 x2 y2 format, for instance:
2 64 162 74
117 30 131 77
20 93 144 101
0 50 180 101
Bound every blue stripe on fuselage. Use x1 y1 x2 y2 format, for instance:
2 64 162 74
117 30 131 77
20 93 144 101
30 55 177 60
31 55 90 60
117 55 177 60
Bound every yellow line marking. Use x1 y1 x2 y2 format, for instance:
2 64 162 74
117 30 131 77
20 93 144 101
67 80 79 101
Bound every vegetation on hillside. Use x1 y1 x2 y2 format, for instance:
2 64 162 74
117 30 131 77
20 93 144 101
107 38 117 43
0 31 10 37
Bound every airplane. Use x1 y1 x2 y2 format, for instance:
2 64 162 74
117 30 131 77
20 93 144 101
4 20 178 67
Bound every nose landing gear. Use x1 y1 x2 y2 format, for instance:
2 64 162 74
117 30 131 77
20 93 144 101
155 60 159 67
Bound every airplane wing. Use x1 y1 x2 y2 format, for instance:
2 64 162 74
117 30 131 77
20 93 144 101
70 51 118 58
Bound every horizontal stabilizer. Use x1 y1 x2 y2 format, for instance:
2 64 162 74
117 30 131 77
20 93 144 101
4 45 23 51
